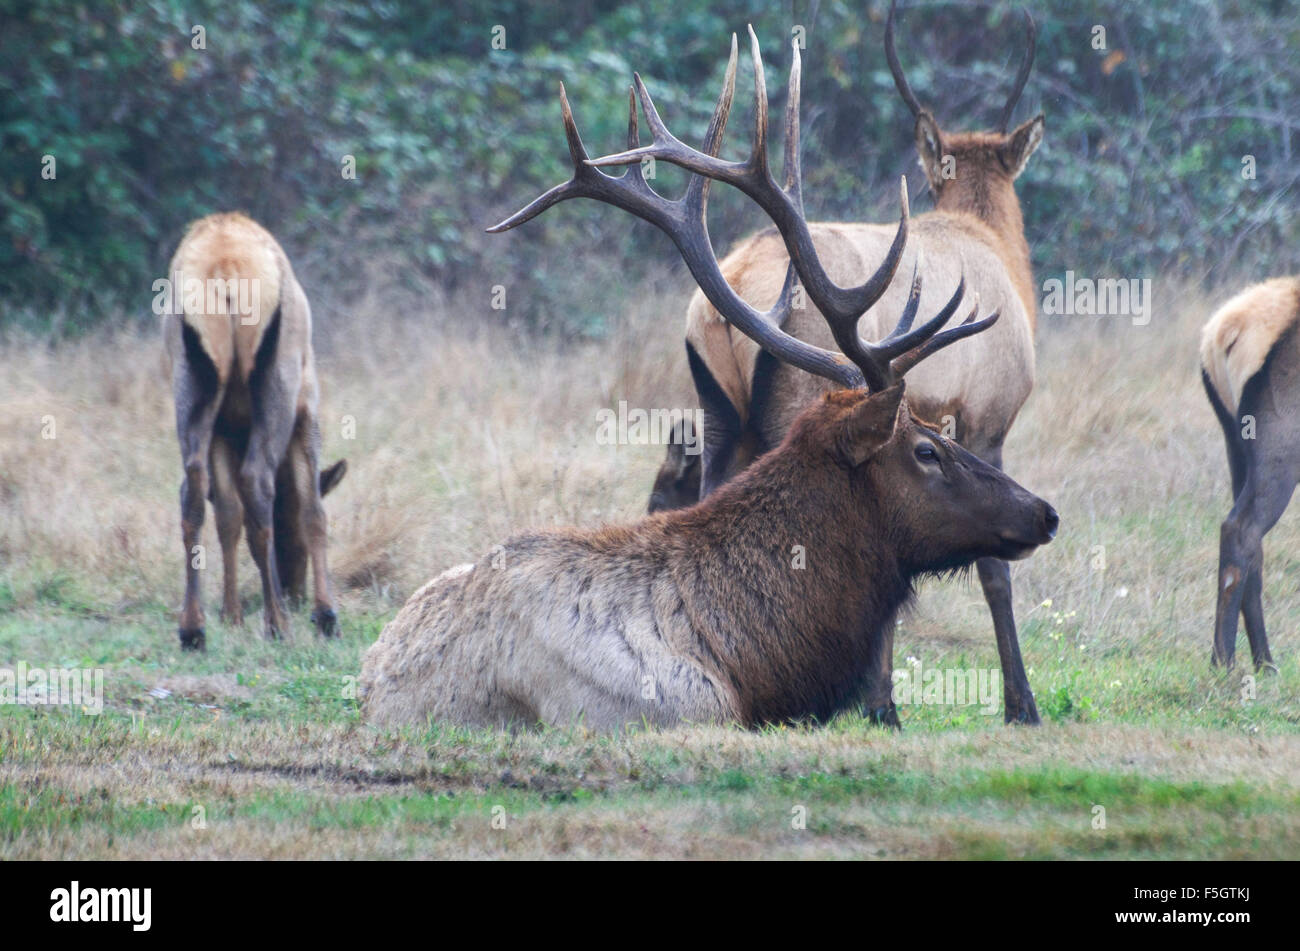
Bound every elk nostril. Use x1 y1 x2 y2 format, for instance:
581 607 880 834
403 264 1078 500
1043 505 1060 539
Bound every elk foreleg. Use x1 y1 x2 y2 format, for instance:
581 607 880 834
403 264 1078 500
860 614 900 728
290 417 339 638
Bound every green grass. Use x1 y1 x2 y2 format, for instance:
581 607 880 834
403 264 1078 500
3 284 1300 858
2 599 1298 859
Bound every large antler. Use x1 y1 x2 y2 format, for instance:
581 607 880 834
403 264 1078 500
490 28 997 391
996 9 1037 132
886 0 1037 133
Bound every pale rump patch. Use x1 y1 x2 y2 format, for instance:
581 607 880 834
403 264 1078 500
1200 277 1300 414
168 212 285 383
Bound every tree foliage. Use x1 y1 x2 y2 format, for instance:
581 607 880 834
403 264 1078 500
3 0 1298 334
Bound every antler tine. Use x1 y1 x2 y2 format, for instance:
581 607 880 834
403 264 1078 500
783 38 804 215
626 86 638 149
747 26 772 178
891 297 1000 379
879 271 967 360
683 34 739 213
887 251 925 338
885 0 924 119
588 32 908 330
486 84 590 233
997 8 1037 132
488 61 863 389
489 29 1002 395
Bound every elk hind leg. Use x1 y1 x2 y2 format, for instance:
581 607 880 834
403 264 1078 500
1215 472 1293 669
211 435 245 626
238 380 298 640
175 367 223 652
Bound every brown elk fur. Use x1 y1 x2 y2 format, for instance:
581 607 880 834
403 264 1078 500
662 9 1047 723
360 386 1056 730
685 213 1037 454
164 212 339 648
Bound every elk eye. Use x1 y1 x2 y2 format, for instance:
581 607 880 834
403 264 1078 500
915 443 940 464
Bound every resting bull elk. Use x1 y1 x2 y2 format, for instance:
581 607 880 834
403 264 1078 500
1201 277 1300 671
164 212 342 650
642 4 1046 722
358 36 1058 730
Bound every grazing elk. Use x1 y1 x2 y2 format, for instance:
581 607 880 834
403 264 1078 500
1201 276 1300 671
164 212 341 649
646 417 701 513
637 7 1047 722
357 41 1058 731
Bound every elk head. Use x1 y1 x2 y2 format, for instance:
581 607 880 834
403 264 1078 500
489 26 1057 573
886 0 1043 229
646 417 701 513
809 383 1057 571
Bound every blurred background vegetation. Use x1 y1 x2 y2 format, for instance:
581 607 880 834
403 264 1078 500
2 0 1298 336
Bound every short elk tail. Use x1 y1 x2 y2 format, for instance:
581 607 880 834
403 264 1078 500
169 213 284 384
1200 276 1300 416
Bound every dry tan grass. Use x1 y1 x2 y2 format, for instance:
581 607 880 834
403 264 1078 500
1 273 1297 660
0 279 692 616
5 260 1300 859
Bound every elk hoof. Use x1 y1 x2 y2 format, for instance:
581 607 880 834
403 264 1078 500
1256 660 1279 675
178 627 206 652
863 704 901 729
311 607 339 639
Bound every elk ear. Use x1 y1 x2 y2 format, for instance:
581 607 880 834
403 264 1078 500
914 112 946 191
1000 114 1044 179
319 459 348 497
837 384 906 467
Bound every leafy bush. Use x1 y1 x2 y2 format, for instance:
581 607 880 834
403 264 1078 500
2 0 1298 335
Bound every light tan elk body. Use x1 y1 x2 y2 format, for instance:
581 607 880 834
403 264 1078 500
164 212 340 649
1201 277 1300 670
359 35 1058 730
644 3 1047 722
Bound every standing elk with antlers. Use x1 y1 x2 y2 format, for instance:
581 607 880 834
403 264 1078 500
358 35 1058 730
1201 277 1300 672
164 212 341 650
636 5 1046 723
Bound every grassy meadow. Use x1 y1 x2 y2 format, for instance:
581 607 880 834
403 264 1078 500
1 276 1298 859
